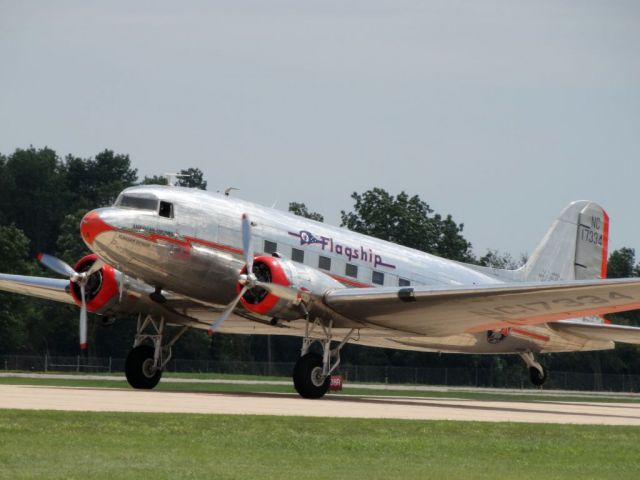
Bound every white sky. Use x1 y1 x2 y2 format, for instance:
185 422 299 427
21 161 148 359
1 1 639 258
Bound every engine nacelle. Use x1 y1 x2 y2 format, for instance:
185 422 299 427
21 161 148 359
238 255 344 320
69 254 120 314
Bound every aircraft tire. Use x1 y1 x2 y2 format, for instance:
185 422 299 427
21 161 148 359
529 366 547 386
293 353 330 399
125 345 162 389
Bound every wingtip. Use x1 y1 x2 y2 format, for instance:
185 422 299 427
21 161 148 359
207 328 214 337
80 343 88 350
37 253 44 262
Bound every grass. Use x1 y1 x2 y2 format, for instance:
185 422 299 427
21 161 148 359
0 410 638 480
1 375 639 404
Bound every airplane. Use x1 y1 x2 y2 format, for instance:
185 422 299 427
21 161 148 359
2 185 640 399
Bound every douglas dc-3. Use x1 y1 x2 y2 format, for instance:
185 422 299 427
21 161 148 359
2 185 640 398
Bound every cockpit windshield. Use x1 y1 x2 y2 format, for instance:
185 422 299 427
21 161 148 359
115 193 159 211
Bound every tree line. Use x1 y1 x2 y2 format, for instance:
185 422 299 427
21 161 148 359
0 146 639 377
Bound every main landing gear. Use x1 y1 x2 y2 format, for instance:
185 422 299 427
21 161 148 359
125 314 188 389
519 351 547 387
293 318 356 399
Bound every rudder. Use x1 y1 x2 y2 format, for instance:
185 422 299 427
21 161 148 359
521 201 609 282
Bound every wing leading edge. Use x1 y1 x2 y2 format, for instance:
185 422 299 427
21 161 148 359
324 278 640 337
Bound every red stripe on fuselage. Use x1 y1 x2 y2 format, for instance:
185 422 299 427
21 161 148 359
330 274 370 288
184 236 243 255
96 219 372 287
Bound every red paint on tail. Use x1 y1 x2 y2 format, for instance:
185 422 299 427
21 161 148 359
601 210 609 279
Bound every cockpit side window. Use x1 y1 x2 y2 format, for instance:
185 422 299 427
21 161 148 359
159 201 174 218
115 193 159 211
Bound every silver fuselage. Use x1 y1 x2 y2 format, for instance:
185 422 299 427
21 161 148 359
83 185 612 355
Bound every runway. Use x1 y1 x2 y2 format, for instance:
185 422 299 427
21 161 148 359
1 384 639 425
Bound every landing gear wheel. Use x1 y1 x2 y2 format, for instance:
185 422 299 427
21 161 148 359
125 345 162 389
293 353 330 399
529 366 547 386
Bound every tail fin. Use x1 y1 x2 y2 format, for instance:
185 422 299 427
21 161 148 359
521 201 609 282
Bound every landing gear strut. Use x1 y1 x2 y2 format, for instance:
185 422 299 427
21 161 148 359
293 318 356 399
125 314 188 390
519 351 547 387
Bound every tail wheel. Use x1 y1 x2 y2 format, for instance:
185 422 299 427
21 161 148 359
529 366 547 386
125 345 162 389
293 353 330 399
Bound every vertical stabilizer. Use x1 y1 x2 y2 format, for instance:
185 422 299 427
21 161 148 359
521 201 609 282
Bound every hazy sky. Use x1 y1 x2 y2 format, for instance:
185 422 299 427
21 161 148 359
1 1 639 258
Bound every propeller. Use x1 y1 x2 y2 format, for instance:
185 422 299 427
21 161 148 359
37 253 104 350
208 214 302 336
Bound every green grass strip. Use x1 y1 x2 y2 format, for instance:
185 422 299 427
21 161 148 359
0 410 638 480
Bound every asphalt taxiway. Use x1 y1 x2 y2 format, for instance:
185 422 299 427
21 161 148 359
0 384 638 425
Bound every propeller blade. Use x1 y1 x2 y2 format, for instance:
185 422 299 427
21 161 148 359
241 214 253 276
85 258 105 277
37 253 77 279
79 284 88 350
117 274 124 303
208 286 248 336
254 281 302 303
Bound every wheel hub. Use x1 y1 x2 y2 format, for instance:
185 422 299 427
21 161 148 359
141 358 157 378
310 366 325 387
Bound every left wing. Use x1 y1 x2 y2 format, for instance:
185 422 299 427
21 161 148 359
0 273 75 304
324 278 640 336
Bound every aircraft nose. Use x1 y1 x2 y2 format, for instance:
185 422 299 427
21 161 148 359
80 210 113 246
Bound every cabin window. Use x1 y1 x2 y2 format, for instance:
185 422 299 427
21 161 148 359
117 194 159 211
264 240 277 254
399 278 410 287
318 256 331 271
345 263 358 278
159 201 173 218
372 271 384 285
292 248 304 263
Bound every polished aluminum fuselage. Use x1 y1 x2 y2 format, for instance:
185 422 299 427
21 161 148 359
86 186 612 355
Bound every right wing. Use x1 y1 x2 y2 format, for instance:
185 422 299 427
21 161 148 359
324 278 640 336
550 320 640 344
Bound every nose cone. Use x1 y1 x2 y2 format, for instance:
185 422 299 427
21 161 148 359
80 210 113 246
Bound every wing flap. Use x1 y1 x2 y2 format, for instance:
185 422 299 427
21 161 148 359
0 273 74 305
550 321 640 344
324 278 640 336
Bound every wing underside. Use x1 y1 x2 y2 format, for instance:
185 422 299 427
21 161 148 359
324 278 640 337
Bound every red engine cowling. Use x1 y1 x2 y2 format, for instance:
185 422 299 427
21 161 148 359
237 255 344 320
69 254 119 313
